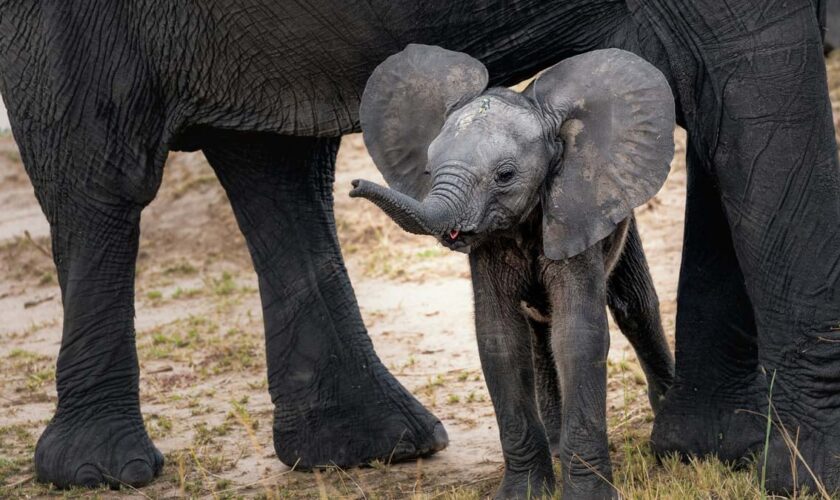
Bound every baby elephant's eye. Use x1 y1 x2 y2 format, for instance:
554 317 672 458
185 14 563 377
495 169 515 184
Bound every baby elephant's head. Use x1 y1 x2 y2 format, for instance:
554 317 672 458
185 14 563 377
351 45 675 260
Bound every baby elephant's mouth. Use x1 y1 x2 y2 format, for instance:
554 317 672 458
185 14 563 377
441 229 474 252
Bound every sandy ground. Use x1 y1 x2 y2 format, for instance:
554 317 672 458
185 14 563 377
0 98 8 131
0 53 837 498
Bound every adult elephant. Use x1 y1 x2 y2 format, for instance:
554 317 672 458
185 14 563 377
0 0 837 494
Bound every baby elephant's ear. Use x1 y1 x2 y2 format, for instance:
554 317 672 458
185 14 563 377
360 44 489 201
527 49 675 260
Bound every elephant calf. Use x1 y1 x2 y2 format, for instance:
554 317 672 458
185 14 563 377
350 45 677 499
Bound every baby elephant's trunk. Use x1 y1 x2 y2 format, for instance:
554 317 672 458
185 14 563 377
349 179 455 237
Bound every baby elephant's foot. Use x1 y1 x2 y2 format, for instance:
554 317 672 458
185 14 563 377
559 472 616 500
35 405 164 489
495 464 556 500
557 451 616 500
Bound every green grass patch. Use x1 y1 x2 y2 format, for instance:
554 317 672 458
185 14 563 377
212 272 237 296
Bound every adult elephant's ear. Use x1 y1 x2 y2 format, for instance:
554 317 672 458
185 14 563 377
360 44 489 200
527 49 675 260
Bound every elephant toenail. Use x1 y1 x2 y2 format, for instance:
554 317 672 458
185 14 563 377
74 463 103 488
152 448 166 472
431 422 449 451
119 459 156 487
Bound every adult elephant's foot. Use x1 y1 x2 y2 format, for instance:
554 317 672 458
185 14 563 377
650 373 766 464
758 417 840 498
272 359 448 469
35 405 164 489
654 361 840 495
762 422 840 496
759 337 840 496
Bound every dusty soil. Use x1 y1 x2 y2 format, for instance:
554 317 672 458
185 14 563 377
0 98 8 131
0 53 837 499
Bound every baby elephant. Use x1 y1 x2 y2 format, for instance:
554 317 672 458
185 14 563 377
351 45 676 499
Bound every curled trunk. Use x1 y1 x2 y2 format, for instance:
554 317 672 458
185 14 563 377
349 179 456 236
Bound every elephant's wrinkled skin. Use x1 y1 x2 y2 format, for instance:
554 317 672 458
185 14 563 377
0 0 838 494
351 47 678 498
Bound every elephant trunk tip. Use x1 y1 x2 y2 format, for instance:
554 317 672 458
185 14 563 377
348 178 438 236
348 177 462 240
349 178 368 198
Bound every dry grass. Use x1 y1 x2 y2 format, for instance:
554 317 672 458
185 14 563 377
1 332 826 499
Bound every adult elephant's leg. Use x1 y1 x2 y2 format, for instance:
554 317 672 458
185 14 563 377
636 0 840 490
30 145 165 488
204 133 447 469
606 218 673 413
649 145 765 462
702 13 840 493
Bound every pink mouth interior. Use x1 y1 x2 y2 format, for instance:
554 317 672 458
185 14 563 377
449 229 460 240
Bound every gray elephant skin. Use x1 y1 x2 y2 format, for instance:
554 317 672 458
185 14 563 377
0 0 838 496
351 47 677 499
824 0 840 53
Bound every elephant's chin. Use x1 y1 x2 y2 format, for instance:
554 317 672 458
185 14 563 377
440 231 476 253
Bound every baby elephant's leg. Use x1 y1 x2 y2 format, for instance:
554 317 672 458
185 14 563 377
470 250 554 499
547 246 614 500
529 318 563 458
606 218 674 412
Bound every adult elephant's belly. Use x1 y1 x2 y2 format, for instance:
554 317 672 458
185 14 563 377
165 1 407 138
163 0 626 139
